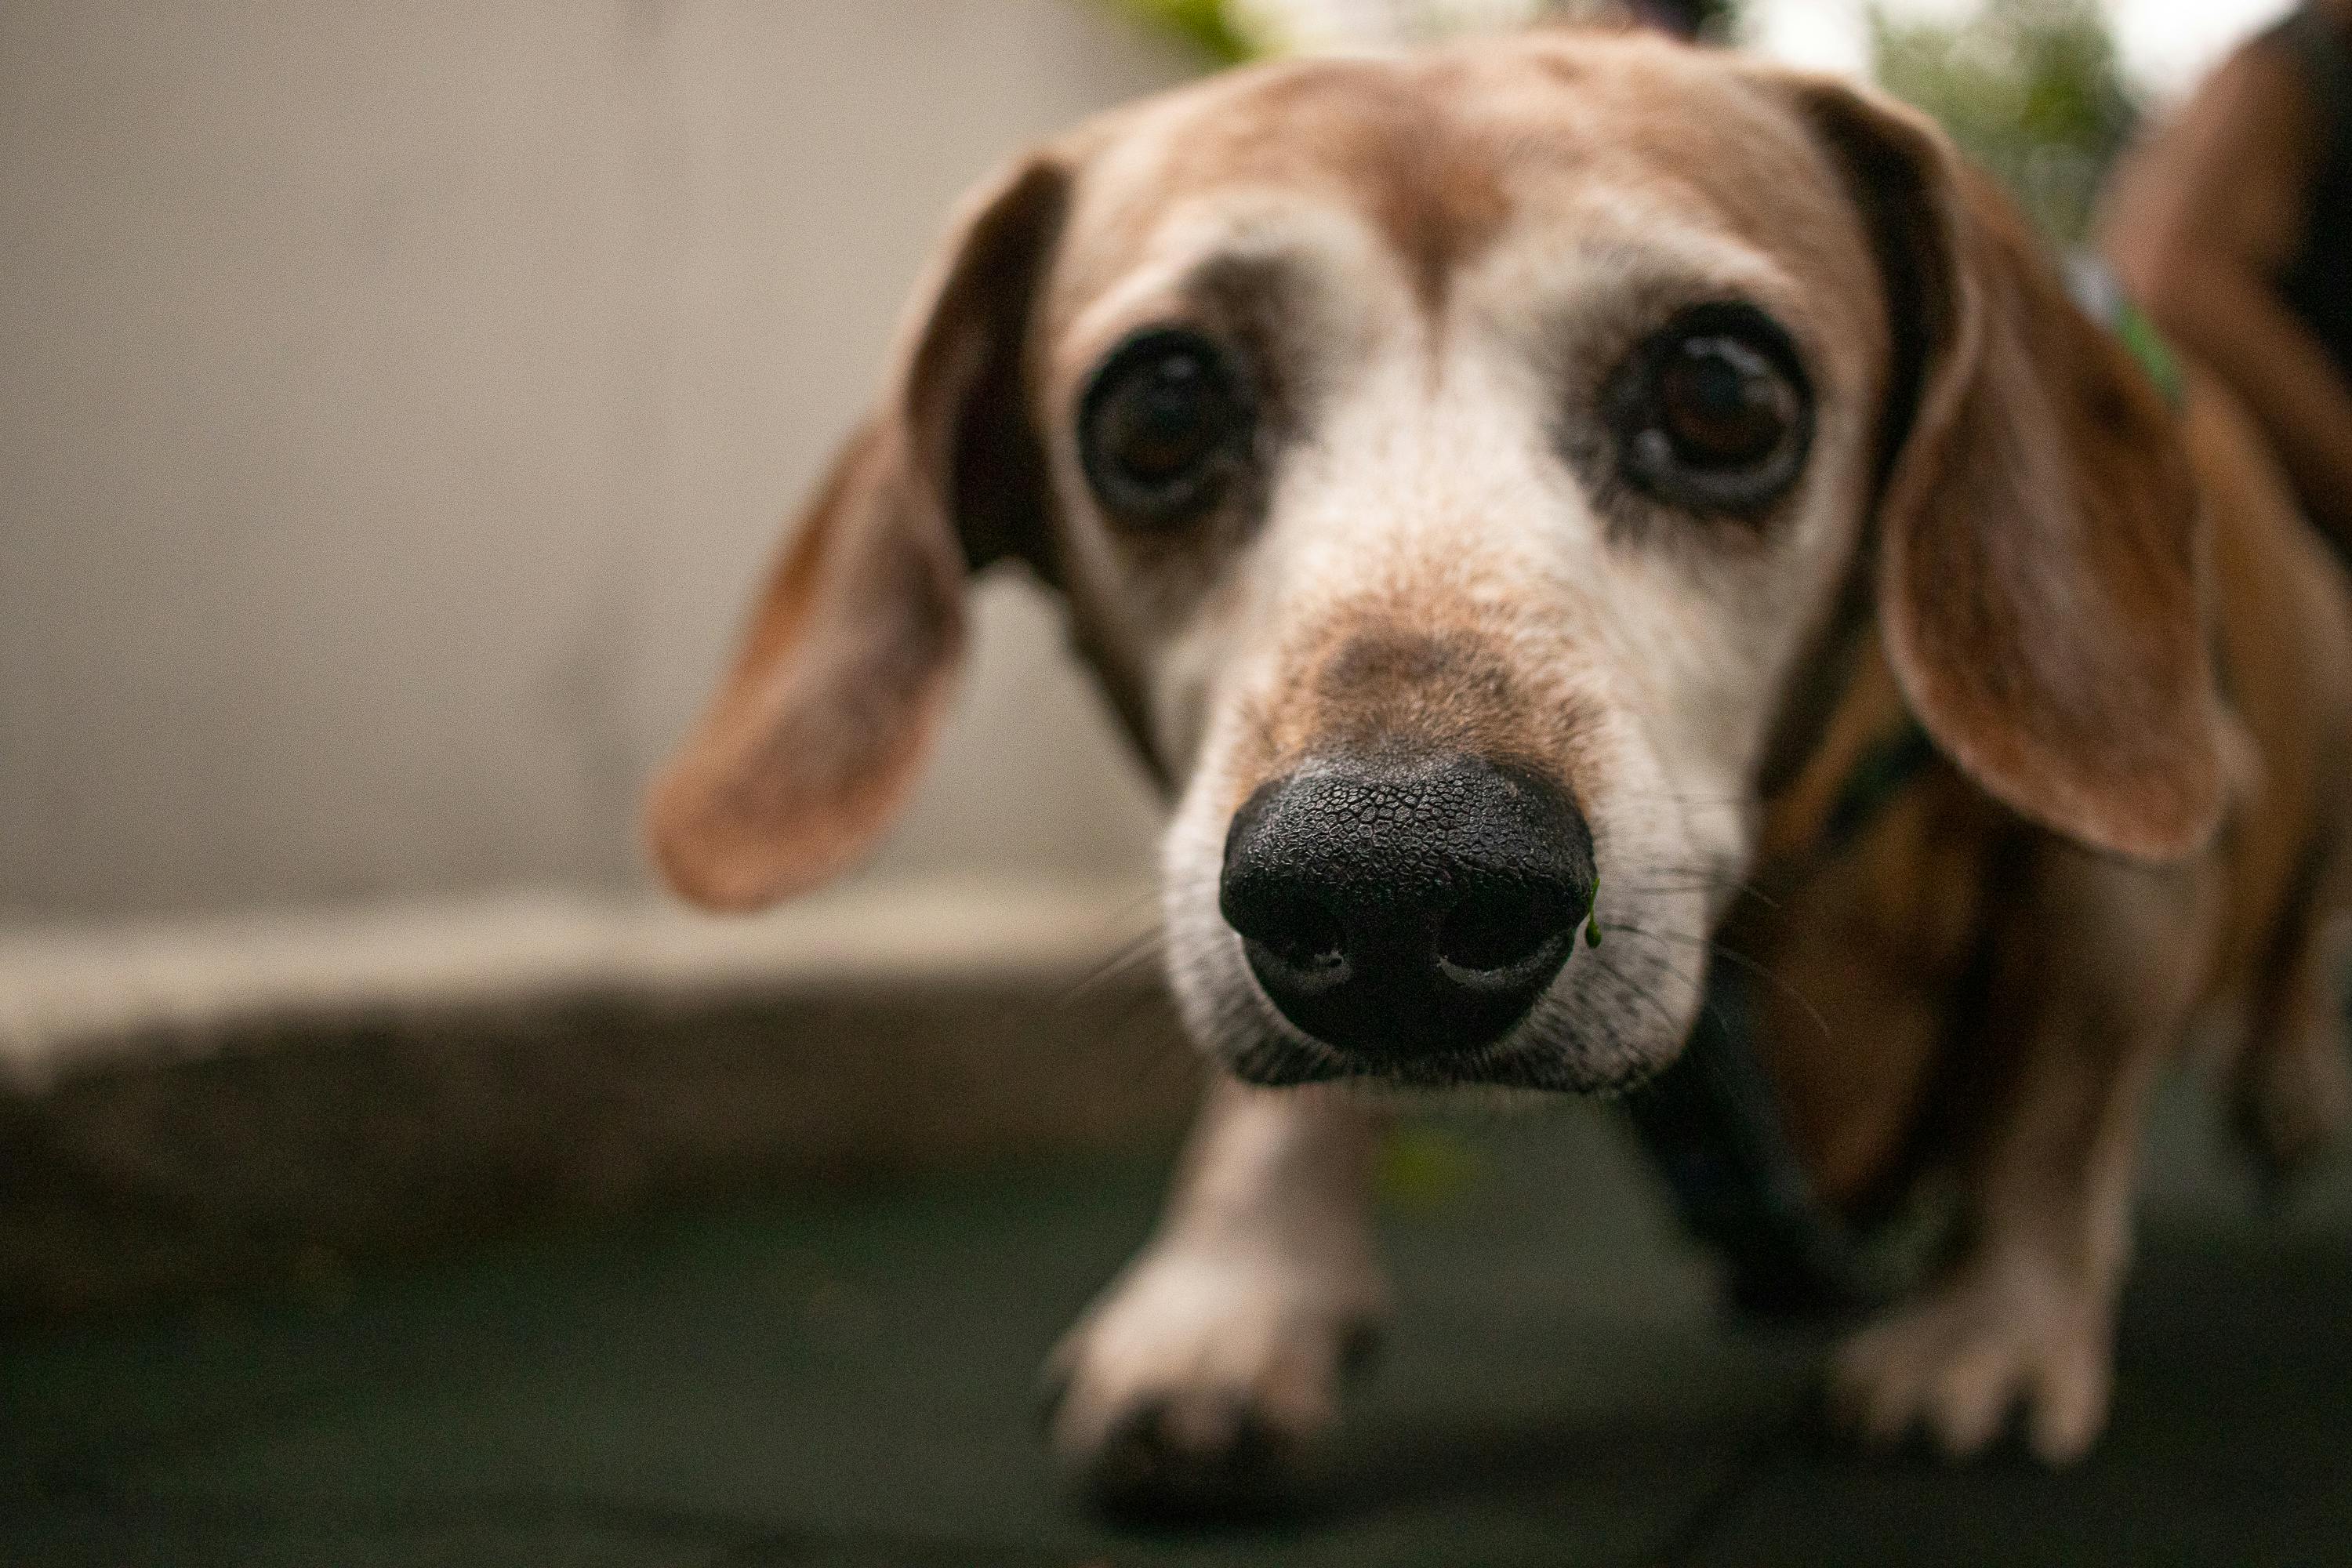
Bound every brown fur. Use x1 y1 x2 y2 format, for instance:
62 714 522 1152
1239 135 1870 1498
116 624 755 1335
647 31 2352 1486
1225 615 1601 818
644 157 1070 909
1792 82 2226 863
1236 64 1516 316
1761 82 2351 1460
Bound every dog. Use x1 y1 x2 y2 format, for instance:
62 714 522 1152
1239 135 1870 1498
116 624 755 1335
644 27 2352 1509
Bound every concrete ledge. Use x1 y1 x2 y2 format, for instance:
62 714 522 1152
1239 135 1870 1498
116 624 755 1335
0 879 1163 1085
0 880 1201 1321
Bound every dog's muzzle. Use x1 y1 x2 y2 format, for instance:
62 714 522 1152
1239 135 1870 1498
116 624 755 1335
1218 755 1596 1066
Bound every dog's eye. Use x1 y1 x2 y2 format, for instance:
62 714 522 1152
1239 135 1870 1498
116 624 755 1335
1079 328 1252 526
1606 304 1811 516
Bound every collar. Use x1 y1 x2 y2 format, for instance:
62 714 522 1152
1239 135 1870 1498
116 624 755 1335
2068 256 2187 408
1618 699 1941 1321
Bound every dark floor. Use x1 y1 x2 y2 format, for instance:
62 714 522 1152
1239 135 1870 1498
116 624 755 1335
4 1083 2347 1568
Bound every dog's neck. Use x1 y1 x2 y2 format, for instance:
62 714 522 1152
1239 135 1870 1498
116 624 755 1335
1753 632 1929 874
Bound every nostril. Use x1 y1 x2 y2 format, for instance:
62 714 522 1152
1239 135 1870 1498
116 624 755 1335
1241 896 1351 994
1435 887 1572 985
1219 757 1595 1061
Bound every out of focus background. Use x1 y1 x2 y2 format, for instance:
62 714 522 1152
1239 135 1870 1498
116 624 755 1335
3 0 1200 1322
0 0 2290 924
0 0 2295 1290
5 4 2346 1564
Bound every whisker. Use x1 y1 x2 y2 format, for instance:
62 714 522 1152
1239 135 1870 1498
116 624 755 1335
1613 921 1834 1049
1584 947 1693 1045
1052 922 1165 1010
1591 931 1732 1043
1609 868 1781 910
1602 788 1754 811
1608 878 1777 908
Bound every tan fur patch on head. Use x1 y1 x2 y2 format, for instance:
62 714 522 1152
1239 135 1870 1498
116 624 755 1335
1229 610 1597 811
1128 57 1515 318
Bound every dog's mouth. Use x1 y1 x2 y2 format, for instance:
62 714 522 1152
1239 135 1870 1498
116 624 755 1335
1213 753 1607 1087
1214 987 1664 1094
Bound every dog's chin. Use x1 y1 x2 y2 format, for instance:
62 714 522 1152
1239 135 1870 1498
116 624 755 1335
1217 1014 1676 1098
1167 884 1707 1098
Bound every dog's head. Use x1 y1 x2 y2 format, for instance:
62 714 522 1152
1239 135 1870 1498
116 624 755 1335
646 32 2220 1092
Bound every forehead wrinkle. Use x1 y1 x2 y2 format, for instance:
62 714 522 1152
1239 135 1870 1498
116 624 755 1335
1464 37 1888 368
1475 197 1808 314
1045 189 1392 380
1098 56 1515 321
1493 67 1887 374
1063 36 1887 372
1451 170 1877 434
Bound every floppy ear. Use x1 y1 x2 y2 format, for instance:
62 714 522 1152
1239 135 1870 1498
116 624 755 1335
1792 81 2224 861
646 154 1072 909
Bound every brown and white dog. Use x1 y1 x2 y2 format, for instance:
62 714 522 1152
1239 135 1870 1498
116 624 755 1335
645 27 2352 1508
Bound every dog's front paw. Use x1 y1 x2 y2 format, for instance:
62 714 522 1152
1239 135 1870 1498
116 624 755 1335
1040 1248 1382 1517
1829 1261 2114 1465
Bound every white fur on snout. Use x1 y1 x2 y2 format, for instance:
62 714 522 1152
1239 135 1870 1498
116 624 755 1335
1152 296 1819 1086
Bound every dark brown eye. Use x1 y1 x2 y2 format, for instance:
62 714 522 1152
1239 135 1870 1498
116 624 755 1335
1606 303 1811 516
1079 328 1252 525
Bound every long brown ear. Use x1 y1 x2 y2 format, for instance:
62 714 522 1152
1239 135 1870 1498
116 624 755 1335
646 155 1071 909
1792 81 2223 861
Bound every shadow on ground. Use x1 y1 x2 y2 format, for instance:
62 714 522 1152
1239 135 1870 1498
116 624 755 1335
3 1080 2346 1567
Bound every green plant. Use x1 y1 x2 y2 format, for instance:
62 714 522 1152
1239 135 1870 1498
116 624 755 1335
1871 0 2137 246
1117 0 1253 62
1101 2 1737 64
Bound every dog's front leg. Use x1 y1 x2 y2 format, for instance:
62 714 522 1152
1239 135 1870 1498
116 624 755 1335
1831 846 2218 1465
1042 1075 1387 1511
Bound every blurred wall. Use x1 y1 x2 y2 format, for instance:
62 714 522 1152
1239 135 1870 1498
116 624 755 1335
0 0 1178 920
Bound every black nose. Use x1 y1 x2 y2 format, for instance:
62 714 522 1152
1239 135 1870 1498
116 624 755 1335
1218 756 1595 1061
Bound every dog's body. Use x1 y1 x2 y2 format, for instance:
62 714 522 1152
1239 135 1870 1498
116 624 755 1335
647 29 2352 1508
1744 370 2352 1461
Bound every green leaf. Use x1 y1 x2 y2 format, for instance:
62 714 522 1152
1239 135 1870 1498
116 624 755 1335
1101 0 1255 64
1869 0 2138 246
